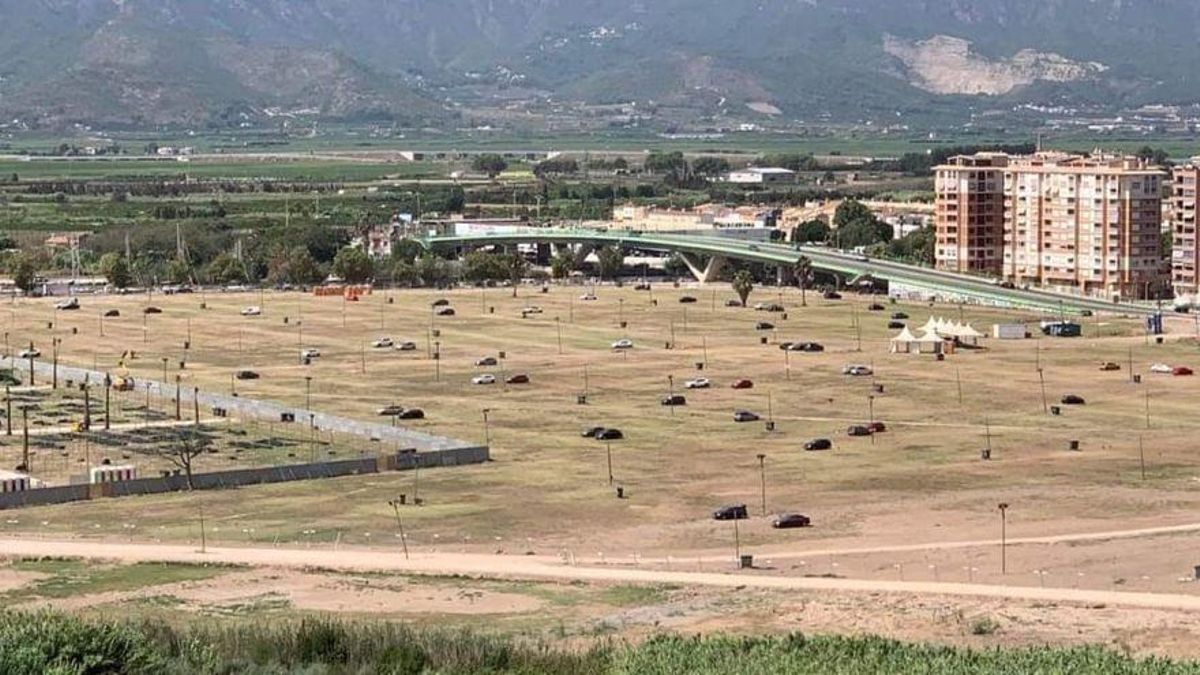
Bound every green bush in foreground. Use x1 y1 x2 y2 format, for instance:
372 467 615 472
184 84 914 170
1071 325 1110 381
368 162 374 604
0 611 1197 675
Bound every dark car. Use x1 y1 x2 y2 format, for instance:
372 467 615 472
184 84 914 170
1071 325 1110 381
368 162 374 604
778 342 794 351
235 370 260 380
506 374 530 384
867 421 887 433
144 306 163 314
868 303 886 311
772 513 812 529
104 309 120 318
397 408 425 420
476 356 498 366
847 425 873 437
679 296 698 304
713 504 749 521
725 299 743 307
733 410 761 423
435 307 456 316
377 404 405 416
596 428 624 441
764 303 786 313
888 321 906 330
582 426 607 438
1061 394 1086 405
661 394 687 406
731 379 754 390
892 312 909 320
431 299 450 307
791 342 824 353
823 291 842 300
1080 309 1094 317
1175 366 1195 377
634 282 651 291
804 438 833 451
756 322 775 331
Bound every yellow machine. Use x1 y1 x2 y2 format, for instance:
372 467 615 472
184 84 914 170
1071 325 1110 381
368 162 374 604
112 352 136 391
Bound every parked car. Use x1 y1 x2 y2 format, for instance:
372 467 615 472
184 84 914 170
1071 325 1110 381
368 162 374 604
612 339 634 350
772 513 812 529
712 504 748 521
679 296 698 304
235 370 260 380
471 374 497 385
476 356 499 367
847 425 873 437
579 293 598 301
823 291 842 300
431 299 450 307
731 379 754 390
1150 363 1173 374
867 421 887 433
843 364 873 377
377 405 405 416
144 306 163 314
1174 366 1194 376
435 307 456 316
661 394 687 406
55 298 80 311
397 408 425 420
755 322 775 331
372 337 394 348
581 426 607 438
634 282 651 291
804 438 833 452
1061 394 1086 405
1099 362 1121 371
505 374 530 384
1080 309 1094 317
241 306 262 316
104 309 120 318
395 341 418 352
301 348 321 359
725 299 743 307
17 348 40 359
868 303 886 311
888 321 906 330
763 303 786 313
522 305 544 314
778 342 795 351
733 410 761 423
684 377 711 389
792 342 825 353
595 428 623 441
891 312 909 320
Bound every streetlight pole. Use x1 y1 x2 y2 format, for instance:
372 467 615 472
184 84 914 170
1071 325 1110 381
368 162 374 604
757 453 767 516
305 375 312 411
387 499 410 560
482 408 492 447
606 440 614 486
667 375 675 417
998 502 1009 574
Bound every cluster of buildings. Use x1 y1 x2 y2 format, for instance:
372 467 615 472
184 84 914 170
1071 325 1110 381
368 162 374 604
934 151 1174 301
611 204 779 232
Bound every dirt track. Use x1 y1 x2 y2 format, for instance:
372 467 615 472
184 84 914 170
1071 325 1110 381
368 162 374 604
4 534 1200 612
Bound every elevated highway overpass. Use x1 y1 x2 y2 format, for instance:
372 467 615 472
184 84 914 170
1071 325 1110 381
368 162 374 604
421 229 1159 317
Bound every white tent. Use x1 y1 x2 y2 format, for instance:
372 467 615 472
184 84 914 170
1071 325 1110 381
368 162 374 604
957 323 985 344
890 327 920 354
916 329 946 354
920 317 939 333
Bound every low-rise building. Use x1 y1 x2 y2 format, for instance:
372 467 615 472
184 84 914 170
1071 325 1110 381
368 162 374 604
724 167 797 185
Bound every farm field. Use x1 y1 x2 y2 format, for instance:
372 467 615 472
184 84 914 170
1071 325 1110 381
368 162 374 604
3 282 1200 655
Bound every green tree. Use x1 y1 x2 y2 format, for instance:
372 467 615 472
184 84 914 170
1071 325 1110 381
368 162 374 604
833 199 891 249
332 247 374 284
207 252 246 285
9 254 37 294
268 246 323 285
416 255 454 288
392 260 419 287
793 219 831 243
165 257 192 285
732 270 754 307
692 157 731 177
550 251 575 280
391 239 425 264
462 250 506 284
644 151 687 179
794 257 812 306
98 253 131 289
505 253 527 296
596 246 625 280
472 154 508 178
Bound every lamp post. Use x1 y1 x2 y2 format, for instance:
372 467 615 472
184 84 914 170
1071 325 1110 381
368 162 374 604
998 502 1009 574
161 356 168 383
757 453 767 516
482 408 492 447
667 375 675 417
606 440 614 486
387 499 411 560
305 375 312 411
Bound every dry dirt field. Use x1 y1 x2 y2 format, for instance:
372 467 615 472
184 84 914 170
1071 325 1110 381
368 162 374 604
2 282 1200 654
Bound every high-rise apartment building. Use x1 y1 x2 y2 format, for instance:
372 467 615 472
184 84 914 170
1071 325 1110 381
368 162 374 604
935 152 1166 301
1170 163 1200 298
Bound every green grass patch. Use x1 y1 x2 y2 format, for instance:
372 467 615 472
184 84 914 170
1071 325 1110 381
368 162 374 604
6 559 230 600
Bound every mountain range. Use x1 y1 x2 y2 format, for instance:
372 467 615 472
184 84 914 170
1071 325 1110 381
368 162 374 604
2 0 1199 130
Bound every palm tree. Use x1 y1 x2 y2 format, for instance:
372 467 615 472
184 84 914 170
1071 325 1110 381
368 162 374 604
732 270 754 307
794 257 812 307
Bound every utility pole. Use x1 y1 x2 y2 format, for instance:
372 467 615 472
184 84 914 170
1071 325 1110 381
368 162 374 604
387 499 410 560
998 502 1009 574
21 406 28 470
757 453 767 516
1139 435 1147 480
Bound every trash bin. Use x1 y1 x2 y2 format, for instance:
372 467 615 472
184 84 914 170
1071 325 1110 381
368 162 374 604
765 421 776 432
739 555 754 569
1050 406 1061 416
499 351 506 360
936 354 946 361
1134 374 1142 383
782 313 788 320
398 494 407 505
1069 439 1080 451
577 394 587 405
388 297 395 304
1194 565 1200 581
489 307 495 314
873 384 884 394
760 337 768 345
619 321 627 329
695 362 705 370
1156 336 1164 344
981 448 991 460
432 329 441 338
283 316 289 325
616 486 624 499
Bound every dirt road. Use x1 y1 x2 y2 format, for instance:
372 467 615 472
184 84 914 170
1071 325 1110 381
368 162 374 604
3 536 1200 611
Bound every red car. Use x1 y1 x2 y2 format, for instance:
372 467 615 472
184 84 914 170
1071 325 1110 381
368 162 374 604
867 421 887 433
731 379 754 390
1174 367 1194 376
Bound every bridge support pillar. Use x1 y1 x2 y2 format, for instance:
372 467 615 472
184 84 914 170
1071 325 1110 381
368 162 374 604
535 243 552 265
776 265 795 286
678 253 726 284
571 243 596 269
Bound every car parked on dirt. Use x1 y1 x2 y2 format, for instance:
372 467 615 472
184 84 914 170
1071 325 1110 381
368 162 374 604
1175 366 1195 376
1099 362 1120 371
595 428 623 441
612 339 634 350
397 408 425 420
731 379 754 390
733 410 761 423
847 425 873 437
679 296 698 304
235 370 260 380
505 374 530 384
377 405 405 416
684 378 711 389
1061 394 1086 405
712 504 749 521
476 356 499 367
756 322 775 331
661 394 687 406
471 374 496 385
371 337 394 348
843 364 873 377
772 513 812 529
804 438 833 452
434 307 456 316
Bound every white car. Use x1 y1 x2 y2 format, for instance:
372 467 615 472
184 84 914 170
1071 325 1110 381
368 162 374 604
395 341 418 352
472 374 497 385
371 337 394 349
54 297 80 310
241 306 262 317
523 306 544 314
843 364 873 377
611 339 634 350
17 348 40 358
685 378 711 389
580 293 598 301
301 348 321 359
1150 363 1173 374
